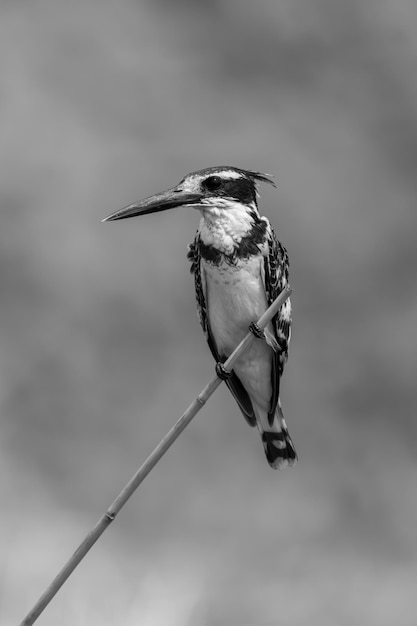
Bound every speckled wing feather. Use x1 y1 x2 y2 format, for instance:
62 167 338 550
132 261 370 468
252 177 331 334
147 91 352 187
262 223 292 426
187 238 257 427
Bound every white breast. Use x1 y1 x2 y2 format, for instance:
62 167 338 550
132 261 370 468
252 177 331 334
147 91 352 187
204 256 268 355
203 255 275 409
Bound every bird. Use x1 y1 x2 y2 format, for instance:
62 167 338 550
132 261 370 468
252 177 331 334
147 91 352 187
103 166 297 469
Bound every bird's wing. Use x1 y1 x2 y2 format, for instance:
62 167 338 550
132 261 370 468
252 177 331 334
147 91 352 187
187 239 257 427
262 222 292 426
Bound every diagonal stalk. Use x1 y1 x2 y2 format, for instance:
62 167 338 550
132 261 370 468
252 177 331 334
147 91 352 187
20 285 292 626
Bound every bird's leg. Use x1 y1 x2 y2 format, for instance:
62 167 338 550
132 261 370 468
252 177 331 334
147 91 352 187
249 322 280 352
248 322 265 340
215 362 233 381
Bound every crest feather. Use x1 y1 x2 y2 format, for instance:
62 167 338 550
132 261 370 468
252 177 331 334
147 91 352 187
242 169 277 188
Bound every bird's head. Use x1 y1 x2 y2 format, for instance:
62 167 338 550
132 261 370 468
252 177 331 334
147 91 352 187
102 166 276 222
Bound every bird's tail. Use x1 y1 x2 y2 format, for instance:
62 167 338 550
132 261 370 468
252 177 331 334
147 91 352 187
256 402 297 469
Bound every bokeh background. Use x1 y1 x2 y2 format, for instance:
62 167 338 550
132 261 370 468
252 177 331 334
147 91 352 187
1 1 417 624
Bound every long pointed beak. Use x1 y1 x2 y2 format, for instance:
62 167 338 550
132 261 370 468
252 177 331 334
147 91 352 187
102 187 203 222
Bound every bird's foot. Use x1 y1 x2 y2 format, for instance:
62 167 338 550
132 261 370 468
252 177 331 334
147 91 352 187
215 362 233 381
248 322 265 340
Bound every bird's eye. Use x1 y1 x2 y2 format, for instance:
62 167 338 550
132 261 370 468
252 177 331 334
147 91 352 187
203 175 222 191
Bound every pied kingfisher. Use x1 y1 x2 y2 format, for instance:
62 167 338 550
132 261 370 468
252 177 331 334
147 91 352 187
103 166 297 469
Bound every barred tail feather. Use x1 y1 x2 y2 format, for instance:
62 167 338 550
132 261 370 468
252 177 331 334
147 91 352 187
255 403 297 470
261 427 297 469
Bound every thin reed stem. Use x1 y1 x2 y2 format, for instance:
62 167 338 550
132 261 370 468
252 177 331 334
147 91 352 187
20 285 292 625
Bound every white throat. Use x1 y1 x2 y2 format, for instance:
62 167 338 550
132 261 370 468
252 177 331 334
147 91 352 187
198 199 258 255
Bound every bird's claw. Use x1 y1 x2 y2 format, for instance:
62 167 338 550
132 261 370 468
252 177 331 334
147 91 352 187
249 322 265 339
215 362 233 381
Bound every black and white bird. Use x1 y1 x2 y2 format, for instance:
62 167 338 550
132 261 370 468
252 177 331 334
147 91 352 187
103 166 297 469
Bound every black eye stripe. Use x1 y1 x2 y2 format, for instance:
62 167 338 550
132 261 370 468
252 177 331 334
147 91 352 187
200 174 257 204
203 175 222 191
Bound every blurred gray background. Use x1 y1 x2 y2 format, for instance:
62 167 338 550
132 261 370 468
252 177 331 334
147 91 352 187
1 1 416 625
